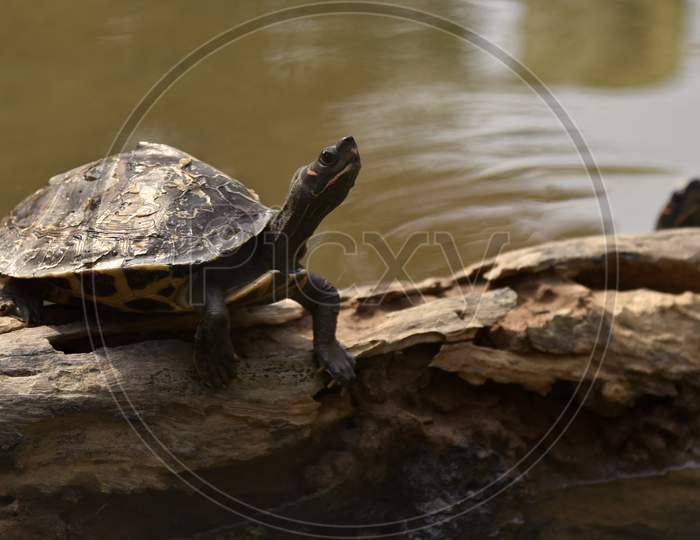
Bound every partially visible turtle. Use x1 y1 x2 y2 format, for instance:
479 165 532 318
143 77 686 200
0 137 361 387
656 178 700 229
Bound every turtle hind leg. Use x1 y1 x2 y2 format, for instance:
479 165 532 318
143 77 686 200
0 278 45 326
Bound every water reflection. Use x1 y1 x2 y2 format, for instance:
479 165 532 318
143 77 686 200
0 0 696 288
521 0 685 87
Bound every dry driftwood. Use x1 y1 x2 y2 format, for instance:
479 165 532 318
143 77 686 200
1 229 700 539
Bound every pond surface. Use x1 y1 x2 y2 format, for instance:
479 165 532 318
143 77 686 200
3 0 699 286
2 1 700 538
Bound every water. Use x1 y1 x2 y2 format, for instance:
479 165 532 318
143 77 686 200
3 0 699 286
2 0 699 536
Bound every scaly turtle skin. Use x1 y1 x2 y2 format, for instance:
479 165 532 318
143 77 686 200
0 137 362 388
656 178 700 229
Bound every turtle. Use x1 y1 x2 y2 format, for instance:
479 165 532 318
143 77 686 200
0 137 361 387
656 178 700 229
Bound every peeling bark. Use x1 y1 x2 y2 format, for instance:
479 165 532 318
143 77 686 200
1 230 700 539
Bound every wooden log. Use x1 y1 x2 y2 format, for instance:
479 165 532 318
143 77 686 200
1 229 699 538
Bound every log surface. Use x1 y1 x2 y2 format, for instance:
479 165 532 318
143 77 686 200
1 230 700 539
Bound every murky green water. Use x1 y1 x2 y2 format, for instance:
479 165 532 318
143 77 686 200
3 0 699 286
2 1 699 537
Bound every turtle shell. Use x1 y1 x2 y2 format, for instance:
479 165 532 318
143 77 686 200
0 142 276 279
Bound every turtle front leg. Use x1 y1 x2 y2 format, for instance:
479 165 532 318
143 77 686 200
0 278 44 326
194 281 238 388
294 272 356 384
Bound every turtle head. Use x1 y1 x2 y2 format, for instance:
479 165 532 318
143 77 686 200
657 178 700 229
271 137 361 256
296 135 361 205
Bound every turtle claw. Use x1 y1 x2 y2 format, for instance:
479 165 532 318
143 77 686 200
315 341 356 385
0 298 18 318
0 290 42 326
194 331 238 389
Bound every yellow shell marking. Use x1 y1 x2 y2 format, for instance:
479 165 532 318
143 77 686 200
44 265 189 312
43 267 308 312
224 270 308 307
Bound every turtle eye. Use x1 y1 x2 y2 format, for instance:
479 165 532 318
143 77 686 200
319 149 339 166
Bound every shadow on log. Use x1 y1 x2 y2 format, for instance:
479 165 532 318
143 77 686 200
1 229 700 539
